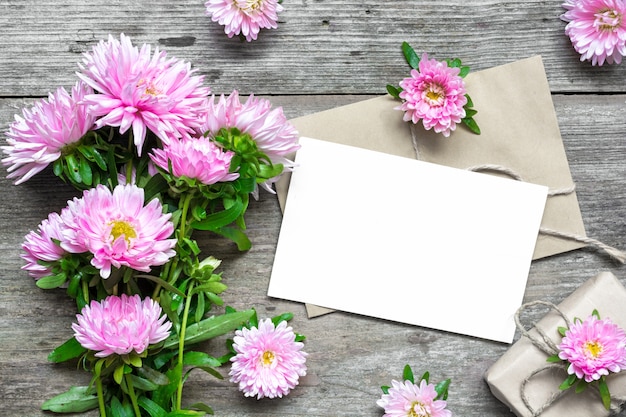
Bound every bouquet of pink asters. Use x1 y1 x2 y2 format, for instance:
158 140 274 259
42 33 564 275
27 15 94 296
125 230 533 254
2 33 307 416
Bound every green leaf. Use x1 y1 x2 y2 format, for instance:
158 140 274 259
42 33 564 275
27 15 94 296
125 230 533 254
189 402 214 414
401 41 420 70
163 309 255 349
558 326 568 337
195 292 206 323
381 385 390 394
546 354 562 363
464 108 478 118
53 159 64 177
271 312 294 327
128 374 161 391
459 66 470 78
114 364 125 385
212 226 251 251
41 386 99 413
138 396 168 417
434 378 451 400
36 273 68 289
592 309 601 320
559 374 578 390
191 200 244 231
403 365 415 383
599 377 611 410
183 351 222 368
66 154 83 183
575 379 588 393
192 282 228 296
137 366 171 386
386 84 402 100
461 117 481 135
143 174 169 201
78 156 93 186
48 337 86 363
164 410 208 417
110 395 134 417
257 162 284 181
419 371 429 385
465 94 474 108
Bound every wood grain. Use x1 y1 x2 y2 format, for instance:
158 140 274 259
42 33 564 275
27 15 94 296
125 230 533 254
0 0 625 415
1 1 625 97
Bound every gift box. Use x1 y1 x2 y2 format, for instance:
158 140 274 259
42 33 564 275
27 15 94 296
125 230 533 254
484 271 626 416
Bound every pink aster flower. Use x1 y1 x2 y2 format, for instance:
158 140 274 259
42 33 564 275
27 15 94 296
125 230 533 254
60 184 176 279
150 136 239 185
77 33 211 154
21 212 69 279
205 0 283 42
377 379 452 417
558 314 626 382
72 294 172 358
2 81 96 184
398 53 467 137
203 90 300 192
229 318 307 399
561 0 626 66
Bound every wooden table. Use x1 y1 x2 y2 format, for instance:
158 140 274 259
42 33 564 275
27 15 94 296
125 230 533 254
1 1 625 416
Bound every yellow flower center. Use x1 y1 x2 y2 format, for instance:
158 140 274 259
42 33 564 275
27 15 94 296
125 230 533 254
423 83 446 106
408 401 430 417
595 9 622 31
110 220 137 245
261 350 275 366
584 340 603 359
238 0 263 13
137 78 162 98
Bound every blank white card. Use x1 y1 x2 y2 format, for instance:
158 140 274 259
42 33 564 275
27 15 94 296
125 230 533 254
268 137 548 343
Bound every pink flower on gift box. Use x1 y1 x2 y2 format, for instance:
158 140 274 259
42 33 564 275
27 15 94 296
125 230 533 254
72 294 171 357
77 33 211 154
398 53 468 137
205 0 284 41
558 314 626 382
150 136 240 185
561 0 626 66
60 183 176 279
229 318 307 399
377 379 452 417
1 81 96 184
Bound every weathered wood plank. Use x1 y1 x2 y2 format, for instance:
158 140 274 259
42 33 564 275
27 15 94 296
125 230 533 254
1 1 625 97
1 93 625 416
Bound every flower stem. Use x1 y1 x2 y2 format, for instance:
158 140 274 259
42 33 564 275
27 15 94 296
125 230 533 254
125 373 142 417
178 192 194 241
95 360 107 417
176 280 195 410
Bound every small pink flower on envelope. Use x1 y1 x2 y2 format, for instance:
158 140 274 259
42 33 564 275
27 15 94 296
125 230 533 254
398 53 468 137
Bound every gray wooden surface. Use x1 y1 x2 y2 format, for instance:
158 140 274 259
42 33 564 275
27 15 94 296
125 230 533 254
1 1 625 416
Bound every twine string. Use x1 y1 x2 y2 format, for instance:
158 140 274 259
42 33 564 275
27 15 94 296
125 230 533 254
407 125 625 264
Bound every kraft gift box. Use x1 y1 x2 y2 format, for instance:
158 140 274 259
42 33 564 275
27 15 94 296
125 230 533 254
484 271 626 417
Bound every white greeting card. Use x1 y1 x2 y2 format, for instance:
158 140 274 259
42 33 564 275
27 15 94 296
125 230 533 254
268 137 548 343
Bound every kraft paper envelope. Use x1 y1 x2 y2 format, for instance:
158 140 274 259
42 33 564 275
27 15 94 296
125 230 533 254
268 137 548 343
275 55 587 318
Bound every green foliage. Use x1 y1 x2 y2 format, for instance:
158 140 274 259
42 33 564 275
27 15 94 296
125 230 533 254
48 337 86 363
41 386 99 413
380 364 451 401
